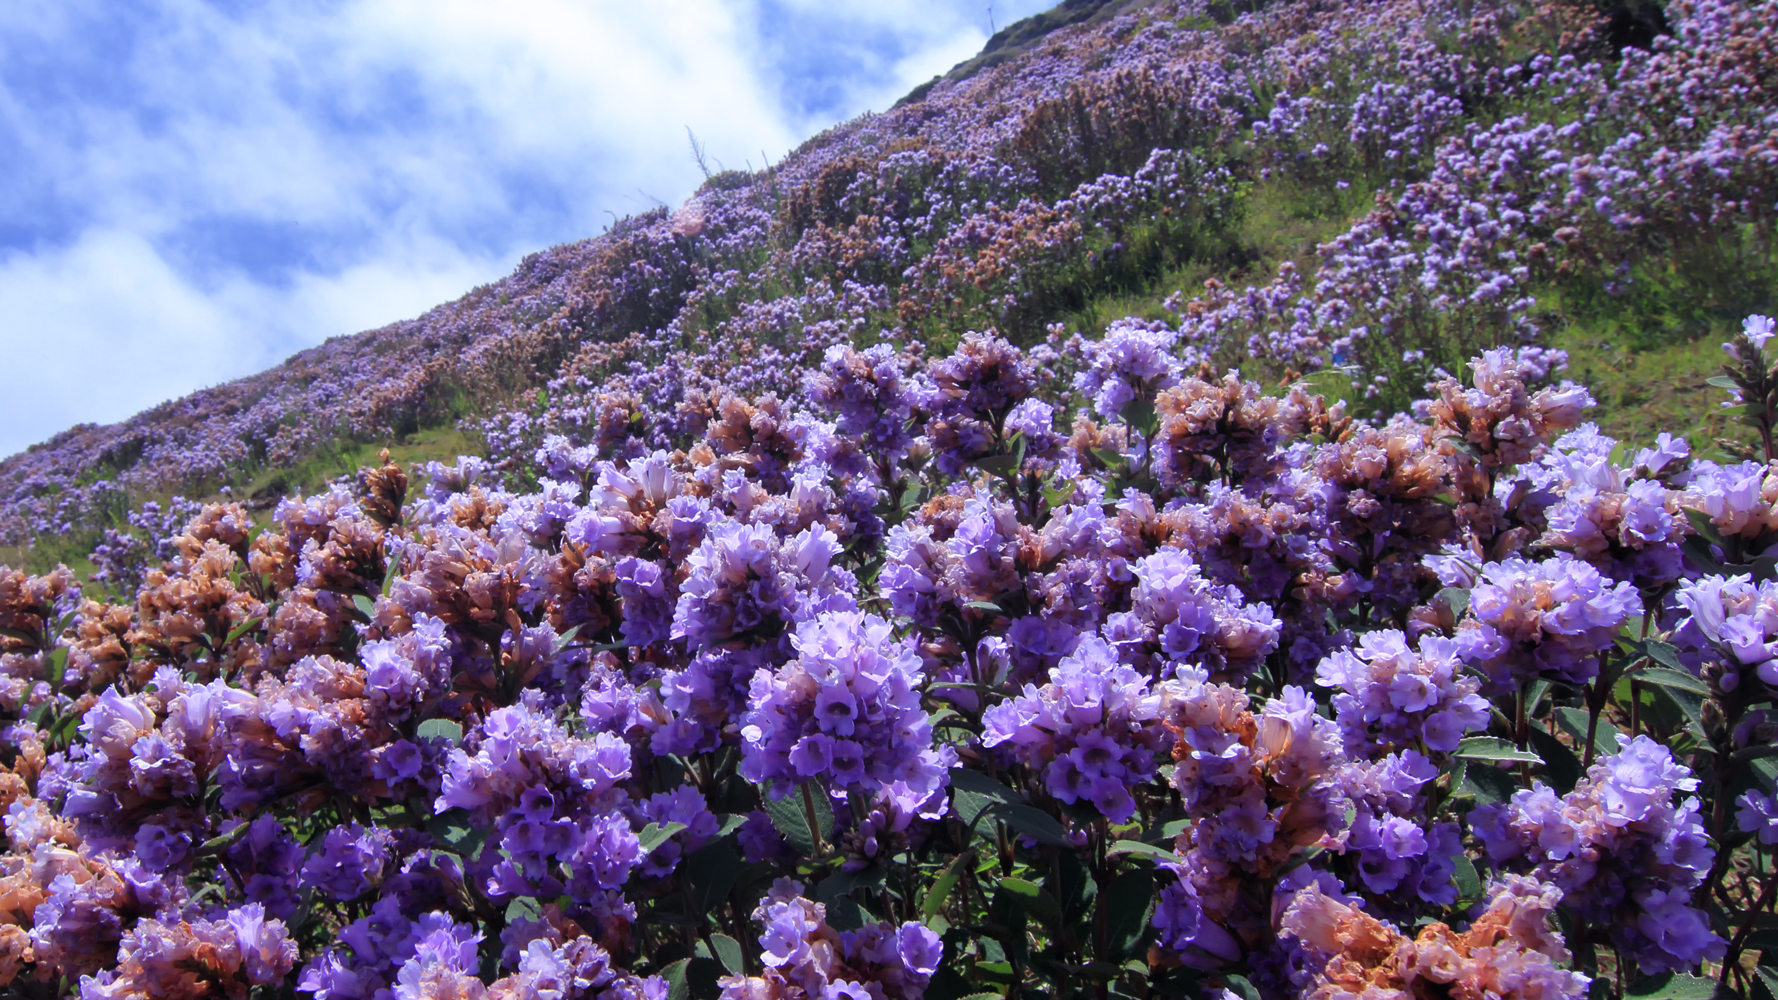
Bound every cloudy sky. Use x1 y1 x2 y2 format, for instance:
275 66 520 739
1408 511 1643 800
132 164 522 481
0 0 1056 458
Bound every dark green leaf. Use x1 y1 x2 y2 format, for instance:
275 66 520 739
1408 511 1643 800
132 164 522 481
950 771 1022 836
1640 639 1684 671
1102 868 1156 962
1683 508 1726 545
1119 397 1158 436
1555 707 1620 757
1633 666 1712 696
997 877 1061 925
1109 840 1175 861
994 803 1069 848
963 601 1003 612
826 895 866 931
682 840 742 919
553 624 584 654
923 850 975 920
46 646 68 690
1455 759 1520 803
709 933 743 976
661 958 692 1000
1755 966 1778 1000
1707 375 1743 390
1454 736 1543 764
976 454 1019 477
416 718 463 745
426 809 490 860
762 783 833 856
1528 728 1583 794
638 822 687 854
1623 972 1730 999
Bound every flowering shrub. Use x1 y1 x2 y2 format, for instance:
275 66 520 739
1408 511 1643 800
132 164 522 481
2 0 1778 997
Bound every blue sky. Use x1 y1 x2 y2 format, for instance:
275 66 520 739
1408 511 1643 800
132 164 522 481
0 0 1056 458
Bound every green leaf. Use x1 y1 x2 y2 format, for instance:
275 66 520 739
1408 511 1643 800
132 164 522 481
1090 447 1127 469
714 813 748 838
1634 666 1712 696
900 485 923 511
1043 479 1078 509
1528 728 1583 794
638 822 687 854
416 718 463 745
351 594 378 620
762 783 832 856
1639 639 1685 672
1452 855 1482 902
1683 508 1726 545
682 840 742 919
1555 707 1620 757
1755 966 1778 1000
950 770 1022 837
995 803 1070 848
996 877 1061 925
426 809 490 860
1102 868 1156 962
1454 736 1544 764
976 453 1019 477
553 624 584 654
923 850 975 920
1623 972 1731 999
662 958 692 1000
963 601 1004 613
503 896 542 923
381 551 404 596
46 646 68 690
1108 840 1176 861
1119 397 1159 436
1707 375 1743 390
222 616 264 646
1438 587 1470 619
709 933 743 976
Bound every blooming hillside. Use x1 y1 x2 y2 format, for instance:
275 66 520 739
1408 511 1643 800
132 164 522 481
0 0 1777 998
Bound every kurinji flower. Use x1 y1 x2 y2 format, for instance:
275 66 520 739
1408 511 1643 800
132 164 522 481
1456 553 1641 694
671 519 856 652
1469 736 1723 972
1073 318 1183 420
740 611 955 811
1315 630 1489 754
1113 547 1282 680
1674 572 1778 689
1277 876 1589 999
981 635 1166 822
719 880 941 1000
1740 791 1778 845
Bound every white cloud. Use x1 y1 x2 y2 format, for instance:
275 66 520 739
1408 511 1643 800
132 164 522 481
0 0 1057 457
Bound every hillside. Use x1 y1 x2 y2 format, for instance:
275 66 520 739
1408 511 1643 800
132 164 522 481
0 1 1777 998
2 0 1767 575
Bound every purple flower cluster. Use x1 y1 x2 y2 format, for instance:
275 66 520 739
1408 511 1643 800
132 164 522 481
1315 630 1488 755
740 611 955 811
981 635 1165 823
718 880 942 1000
1469 736 1724 973
1455 554 1641 695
